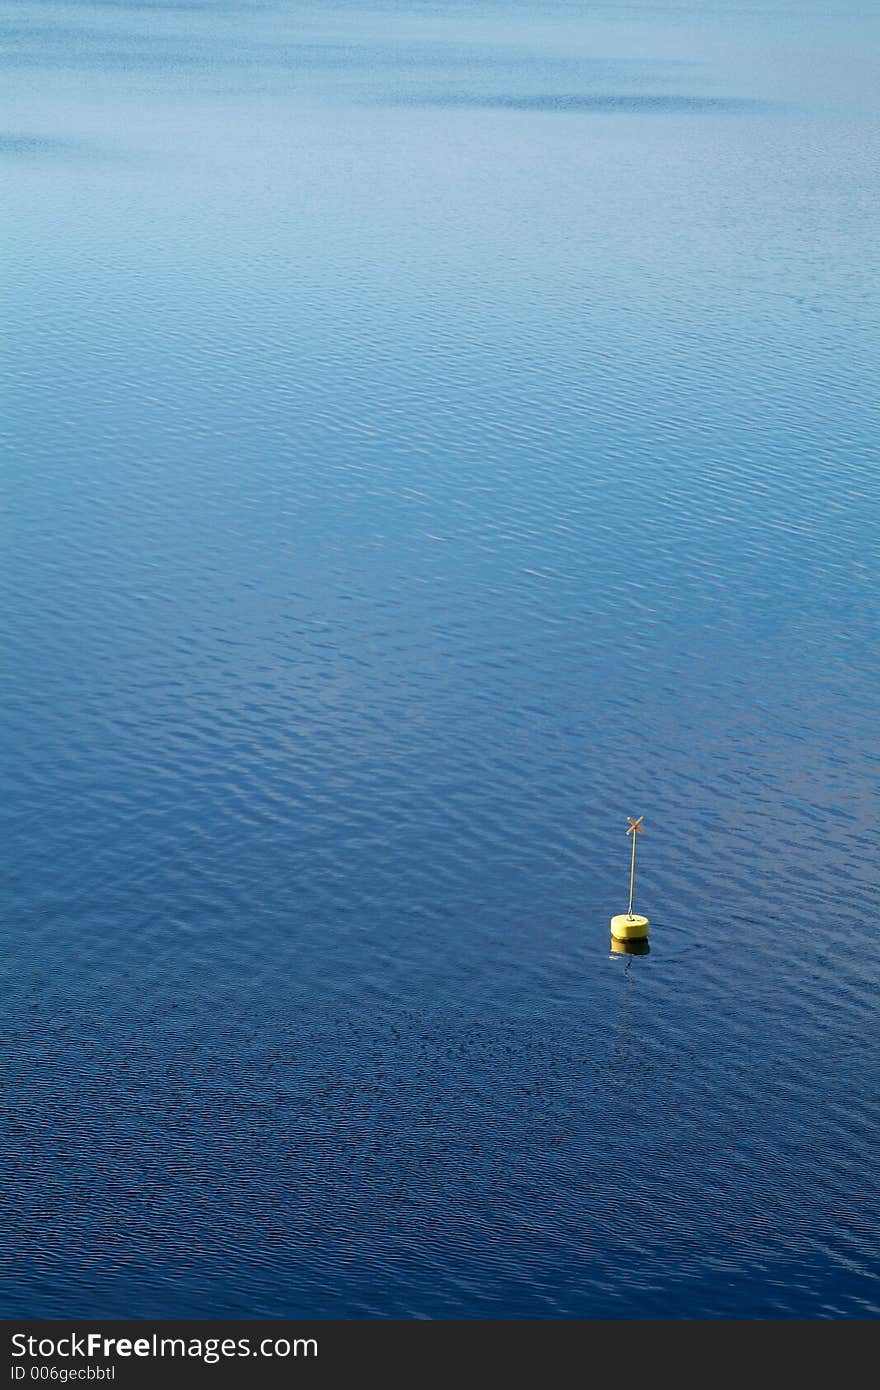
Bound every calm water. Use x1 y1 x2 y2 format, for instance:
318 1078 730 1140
2 1 879 1319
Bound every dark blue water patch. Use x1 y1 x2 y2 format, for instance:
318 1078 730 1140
386 92 767 114
0 132 102 158
2 992 878 1318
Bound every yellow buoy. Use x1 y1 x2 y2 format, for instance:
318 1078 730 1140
610 814 650 940
610 912 649 941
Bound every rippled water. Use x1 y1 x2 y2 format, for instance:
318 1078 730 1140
2 1 879 1318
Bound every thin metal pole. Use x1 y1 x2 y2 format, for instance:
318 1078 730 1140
627 831 637 918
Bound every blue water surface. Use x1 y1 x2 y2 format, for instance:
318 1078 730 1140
1 0 879 1318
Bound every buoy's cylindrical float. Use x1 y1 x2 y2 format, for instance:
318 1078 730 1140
610 912 649 941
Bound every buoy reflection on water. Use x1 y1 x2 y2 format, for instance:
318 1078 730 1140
610 935 650 956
